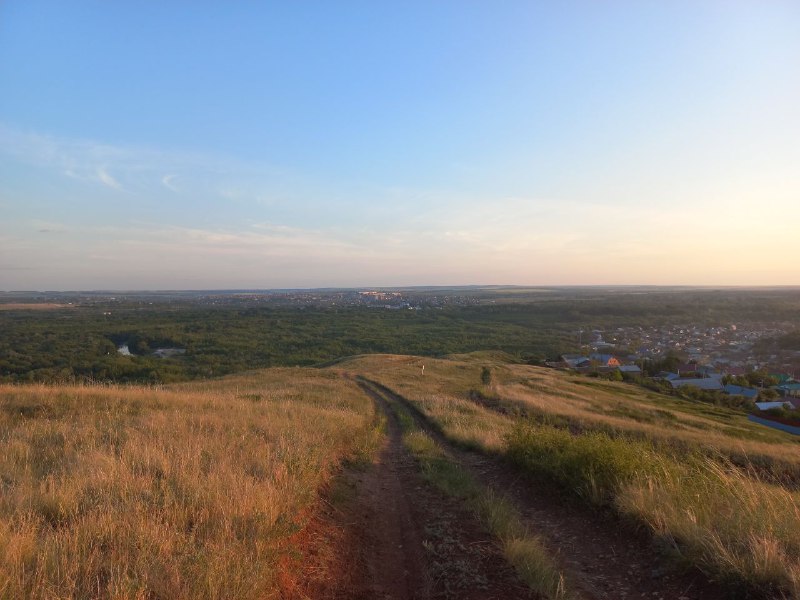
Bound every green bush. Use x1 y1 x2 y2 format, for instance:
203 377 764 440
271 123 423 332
505 422 662 505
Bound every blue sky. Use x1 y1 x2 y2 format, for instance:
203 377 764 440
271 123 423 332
1 2 799 289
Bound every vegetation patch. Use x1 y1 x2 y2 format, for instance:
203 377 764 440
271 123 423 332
352 355 800 597
507 421 800 597
0 371 375 599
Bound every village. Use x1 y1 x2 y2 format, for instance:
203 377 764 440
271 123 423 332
552 323 800 432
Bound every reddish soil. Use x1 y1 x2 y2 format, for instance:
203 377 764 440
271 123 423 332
285 378 534 600
359 378 731 600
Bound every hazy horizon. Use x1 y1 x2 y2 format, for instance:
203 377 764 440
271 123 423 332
6 284 800 296
2 2 799 289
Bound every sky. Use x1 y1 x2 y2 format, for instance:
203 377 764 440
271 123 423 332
1 1 799 290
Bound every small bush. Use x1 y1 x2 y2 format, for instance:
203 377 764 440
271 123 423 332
505 422 664 505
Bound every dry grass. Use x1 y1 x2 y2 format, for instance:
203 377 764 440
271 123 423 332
342 353 800 597
0 369 375 599
341 355 518 452
619 457 800 596
339 353 800 473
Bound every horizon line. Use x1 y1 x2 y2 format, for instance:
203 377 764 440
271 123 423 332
4 284 800 295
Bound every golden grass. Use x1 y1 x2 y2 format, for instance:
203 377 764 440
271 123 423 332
342 353 800 596
0 370 375 599
339 354 800 471
619 457 800 596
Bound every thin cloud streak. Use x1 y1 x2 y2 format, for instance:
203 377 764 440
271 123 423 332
161 174 179 192
2 124 799 289
96 168 123 191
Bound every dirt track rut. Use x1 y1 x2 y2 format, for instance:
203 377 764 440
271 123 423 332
293 376 534 599
357 377 728 600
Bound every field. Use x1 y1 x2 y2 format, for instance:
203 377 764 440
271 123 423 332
2 351 800 598
0 304 73 311
341 353 800 597
0 370 378 599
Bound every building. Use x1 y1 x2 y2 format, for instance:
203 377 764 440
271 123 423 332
722 384 759 400
668 378 723 391
590 353 620 367
561 354 591 368
776 383 800 398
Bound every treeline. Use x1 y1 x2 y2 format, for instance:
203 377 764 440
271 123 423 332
0 304 572 384
3 288 799 385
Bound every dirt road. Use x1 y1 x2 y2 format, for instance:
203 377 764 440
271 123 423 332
288 376 728 599
288 377 533 599
357 377 728 600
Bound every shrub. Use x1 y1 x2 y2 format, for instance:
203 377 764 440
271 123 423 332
505 423 663 505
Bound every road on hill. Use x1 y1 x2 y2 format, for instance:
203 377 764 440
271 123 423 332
285 374 728 599
286 375 533 599
353 377 729 600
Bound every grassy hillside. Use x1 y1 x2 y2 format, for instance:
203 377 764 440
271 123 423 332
3 352 799 598
0 370 378 599
341 353 800 597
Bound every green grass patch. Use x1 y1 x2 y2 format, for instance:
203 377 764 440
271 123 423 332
505 420 800 597
506 422 666 505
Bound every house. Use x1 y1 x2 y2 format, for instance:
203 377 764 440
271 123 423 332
561 354 591 368
755 401 793 411
722 384 759 400
696 365 722 378
590 353 620 367
676 363 700 376
668 378 723 391
724 366 749 377
776 383 800 398
618 365 641 374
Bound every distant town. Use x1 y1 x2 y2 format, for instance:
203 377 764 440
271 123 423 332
551 323 800 431
0 288 480 309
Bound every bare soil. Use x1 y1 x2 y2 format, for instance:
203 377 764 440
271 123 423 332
285 377 534 599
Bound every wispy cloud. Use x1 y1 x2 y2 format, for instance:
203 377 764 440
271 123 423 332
0 123 324 223
161 174 179 192
97 167 123 190
0 123 246 197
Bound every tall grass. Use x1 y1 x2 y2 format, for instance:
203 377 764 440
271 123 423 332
339 354 800 476
620 457 800 596
345 354 800 597
506 421 800 596
505 424 666 505
0 371 374 599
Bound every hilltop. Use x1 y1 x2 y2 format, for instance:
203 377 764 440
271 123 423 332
1 352 799 598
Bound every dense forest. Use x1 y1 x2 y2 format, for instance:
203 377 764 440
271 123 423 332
2 287 799 384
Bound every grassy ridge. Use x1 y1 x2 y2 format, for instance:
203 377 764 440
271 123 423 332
0 370 376 599
345 353 800 597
